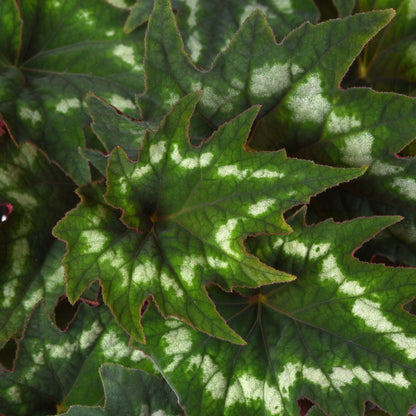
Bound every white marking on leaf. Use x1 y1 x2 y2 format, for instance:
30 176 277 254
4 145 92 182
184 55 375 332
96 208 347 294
113 45 136 66
370 370 410 388
105 30 115 36
320 255 366 296
264 382 283 413
240 4 277 24
250 63 290 98
282 240 308 258
201 355 227 399
8 191 39 209
132 165 151 180
201 86 239 112
252 169 284 178
56 98 81 114
187 33 203 63
370 161 404 176
352 298 416 359
47 341 78 359
110 94 136 111
181 256 205 286
33 352 45 365
100 251 129 288
217 165 248 179
80 320 103 349
2 280 18 307
279 362 301 398
309 243 331 259
165 91 180 107
106 0 128 7
150 141 167 164
45 265 64 292
341 131 374 166
161 273 184 298
303 366 330 388
162 327 193 355
101 330 131 359
132 261 157 285
248 198 276 216
238 373 263 402
406 2 416 20
215 218 240 257
288 73 331 123
200 152 213 167
327 113 361 134
291 63 303 76
19 107 42 124
207 256 228 269
330 366 370 389
23 288 42 310
392 178 416 201
224 380 244 409
131 349 146 361
79 10 94 25
80 230 109 252
11 239 29 276
6 386 21 403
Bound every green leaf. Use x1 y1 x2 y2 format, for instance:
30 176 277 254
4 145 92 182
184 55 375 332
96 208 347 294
0 134 77 343
138 0 392 130
332 0 355 17
137 210 416 415
0 0 145 184
0 302 157 414
53 92 364 344
124 0 319 68
343 0 416 94
80 92 148 175
60 363 184 416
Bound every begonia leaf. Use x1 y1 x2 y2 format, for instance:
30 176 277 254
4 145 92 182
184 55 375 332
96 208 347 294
342 0 416 94
124 0 319 68
332 0 355 17
60 363 183 416
53 92 364 345
0 0 145 184
0 133 77 344
0 302 156 415
137 0 393 130
136 209 416 415
135 0 416 267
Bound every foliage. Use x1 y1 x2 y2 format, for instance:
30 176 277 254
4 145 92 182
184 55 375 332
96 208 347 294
1 0 416 415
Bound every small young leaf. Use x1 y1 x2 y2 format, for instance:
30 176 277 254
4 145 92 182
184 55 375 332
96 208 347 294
137 211 416 415
60 363 184 416
54 92 364 344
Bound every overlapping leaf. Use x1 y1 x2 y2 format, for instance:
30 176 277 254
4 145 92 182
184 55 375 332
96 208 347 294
134 0 416 267
123 0 319 68
54 91 364 345
332 0 355 17
137 0 393 129
0 302 157 415
342 0 416 94
60 363 183 416
136 209 416 415
0 0 145 184
0 131 77 344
